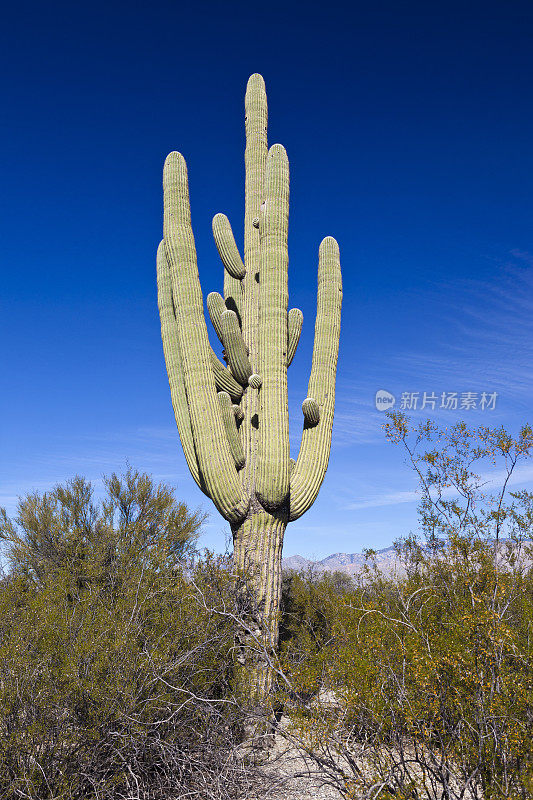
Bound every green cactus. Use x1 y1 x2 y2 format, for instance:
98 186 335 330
157 74 342 709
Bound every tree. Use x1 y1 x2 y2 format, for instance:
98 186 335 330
274 417 533 798
0 474 265 798
156 73 342 726
0 468 205 590
0 553 260 798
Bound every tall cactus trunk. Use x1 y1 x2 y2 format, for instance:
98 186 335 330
232 508 287 738
156 74 342 745
232 510 287 648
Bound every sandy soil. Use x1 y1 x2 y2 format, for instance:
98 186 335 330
249 716 345 800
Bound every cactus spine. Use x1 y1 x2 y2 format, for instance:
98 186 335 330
157 74 342 705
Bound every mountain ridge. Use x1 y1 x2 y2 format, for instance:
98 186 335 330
282 541 532 578
282 545 401 576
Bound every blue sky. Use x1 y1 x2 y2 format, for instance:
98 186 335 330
2 0 533 559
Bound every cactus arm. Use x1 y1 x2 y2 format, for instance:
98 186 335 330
163 152 249 523
218 391 245 469
210 351 243 401
213 214 246 279
207 292 242 402
223 272 243 326
205 293 244 398
248 373 262 389
222 309 252 384
256 144 290 509
287 308 303 366
289 237 342 521
156 241 204 491
212 214 245 324
207 291 226 345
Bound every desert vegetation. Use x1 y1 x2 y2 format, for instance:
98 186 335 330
275 415 533 799
0 471 255 799
0 418 531 798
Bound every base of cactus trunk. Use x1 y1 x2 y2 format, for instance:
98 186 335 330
231 506 287 746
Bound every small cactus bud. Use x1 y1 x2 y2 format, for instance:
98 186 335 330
233 404 244 422
248 373 262 389
302 397 320 426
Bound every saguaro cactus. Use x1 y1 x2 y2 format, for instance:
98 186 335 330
157 74 342 701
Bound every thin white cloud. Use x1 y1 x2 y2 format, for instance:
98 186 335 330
340 462 533 513
345 489 419 511
389 254 533 404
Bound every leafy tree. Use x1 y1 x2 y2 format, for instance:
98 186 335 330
276 419 533 799
0 473 260 799
0 468 206 591
0 552 257 798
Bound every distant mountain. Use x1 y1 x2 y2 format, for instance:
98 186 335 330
282 541 532 578
282 545 404 577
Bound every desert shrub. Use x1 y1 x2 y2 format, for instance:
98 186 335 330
0 473 255 799
278 419 533 799
0 469 204 588
280 568 353 643
278 569 353 701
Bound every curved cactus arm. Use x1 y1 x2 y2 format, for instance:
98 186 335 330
213 214 246 279
289 237 342 522
287 308 303 366
223 273 243 326
207 291 226 344
256 144 290 510
204 293 244 401
218 391 245 469
163 152 249 523
157 241 204 492
213 213 245 324
210 351 243 402
222 309 252 385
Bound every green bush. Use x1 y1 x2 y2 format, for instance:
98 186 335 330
278 419 533 799
0 472 253 799
0 468 204 587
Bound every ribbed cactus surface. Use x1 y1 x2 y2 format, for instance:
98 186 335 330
157 74 342 707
